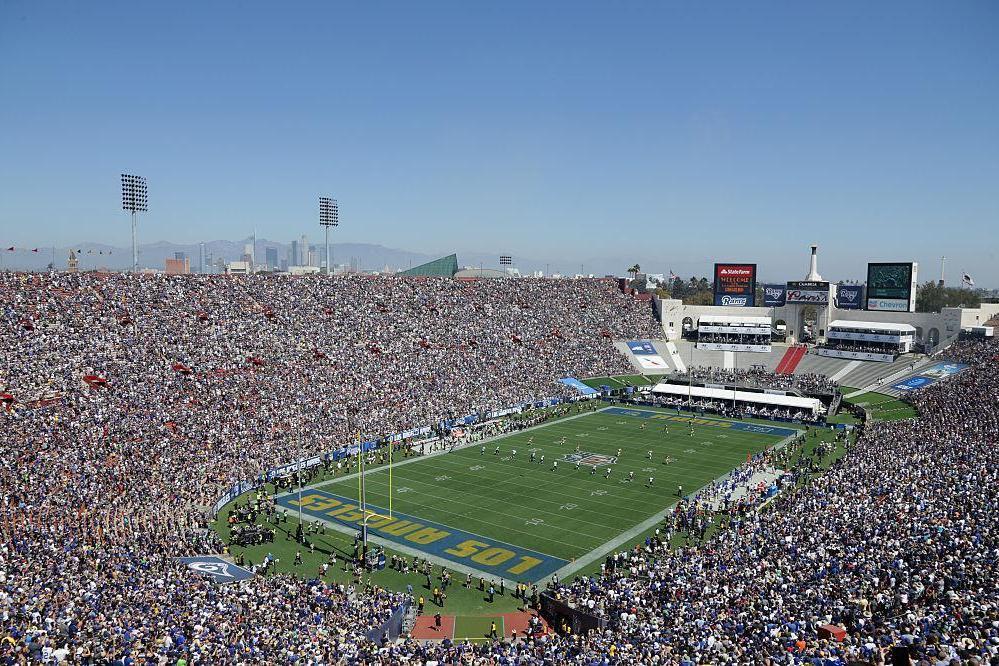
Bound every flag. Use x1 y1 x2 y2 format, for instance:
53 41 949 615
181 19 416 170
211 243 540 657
963 273 975 288
32 248 38 253
669 271 678 281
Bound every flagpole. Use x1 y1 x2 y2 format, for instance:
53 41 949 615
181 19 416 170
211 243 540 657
359 432 367 557
389 437 393 518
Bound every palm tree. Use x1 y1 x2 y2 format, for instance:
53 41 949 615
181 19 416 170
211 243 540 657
628 264 641 280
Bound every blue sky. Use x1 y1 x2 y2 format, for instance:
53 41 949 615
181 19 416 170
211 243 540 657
1 1 997 283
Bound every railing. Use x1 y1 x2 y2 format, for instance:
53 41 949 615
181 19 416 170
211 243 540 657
539 591 608 636
365 600 412 643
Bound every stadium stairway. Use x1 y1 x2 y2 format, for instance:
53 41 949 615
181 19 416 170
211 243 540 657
669 341 803 374
774 345 807 374
839 356 931 395
793 353 854 379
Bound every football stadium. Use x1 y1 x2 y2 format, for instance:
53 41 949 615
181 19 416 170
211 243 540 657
4 4 999 665
3 262 997 662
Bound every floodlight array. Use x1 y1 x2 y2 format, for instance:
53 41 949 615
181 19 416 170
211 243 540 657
319 197 339 227
121 174 149 212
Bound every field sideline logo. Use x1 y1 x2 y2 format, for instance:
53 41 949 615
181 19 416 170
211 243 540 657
562 451 618 466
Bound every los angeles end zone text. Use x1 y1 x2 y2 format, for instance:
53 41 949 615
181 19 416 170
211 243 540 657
279 490 567 580
277 408 791 583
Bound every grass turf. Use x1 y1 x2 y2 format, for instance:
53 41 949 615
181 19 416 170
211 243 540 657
214 405 795 616
310 408 785 568
840 386 918 421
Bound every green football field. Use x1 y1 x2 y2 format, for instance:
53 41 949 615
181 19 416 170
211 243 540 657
278 406 795 584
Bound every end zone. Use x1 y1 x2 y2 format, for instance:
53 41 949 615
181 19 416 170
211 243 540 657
277 490 567 582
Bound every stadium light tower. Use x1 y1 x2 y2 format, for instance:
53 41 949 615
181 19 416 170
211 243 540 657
121 174 148 272
319 196 339 276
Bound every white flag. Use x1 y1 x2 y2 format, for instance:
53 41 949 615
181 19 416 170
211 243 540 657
962 273 975 288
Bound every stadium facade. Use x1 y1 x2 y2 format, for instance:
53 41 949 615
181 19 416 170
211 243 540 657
656 245 999 354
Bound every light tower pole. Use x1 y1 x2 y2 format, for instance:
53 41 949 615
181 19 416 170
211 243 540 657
319 197 339 276
121 174 148 273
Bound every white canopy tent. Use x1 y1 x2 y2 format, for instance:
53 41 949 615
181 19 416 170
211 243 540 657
698 314 772 326
651 382 824 415
828 320 916 334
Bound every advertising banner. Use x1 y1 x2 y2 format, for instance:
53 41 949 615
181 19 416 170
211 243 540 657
636 355 669 370
176 556 254 584
698 325 772 335
696 342 772 353
816 348 895 362
763 284 787 307
559 377 599 395
626 340 657 355
921 362 968 378
786 281 830 304
836 284 864 310
627 340 668 369
893 376 934 391
713 263 757 307
865 262 917 312
827 331 912 343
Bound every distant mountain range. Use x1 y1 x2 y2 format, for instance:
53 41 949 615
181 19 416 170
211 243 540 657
0 239 615 276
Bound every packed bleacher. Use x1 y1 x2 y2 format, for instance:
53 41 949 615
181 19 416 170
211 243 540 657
0 272 655 663
675 364 839 394
2 272 997 664
818 340 902 358
545 336 999 664
641 392 824 423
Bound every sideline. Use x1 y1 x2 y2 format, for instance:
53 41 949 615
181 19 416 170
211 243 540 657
311 407 606 490
548 430 800 581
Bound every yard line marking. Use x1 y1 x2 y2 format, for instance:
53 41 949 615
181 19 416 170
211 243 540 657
356 471 614 542
550 429 802 581
313 406 609 491
388 443 750 508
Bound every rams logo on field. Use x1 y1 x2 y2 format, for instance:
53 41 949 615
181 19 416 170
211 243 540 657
562 452 618 466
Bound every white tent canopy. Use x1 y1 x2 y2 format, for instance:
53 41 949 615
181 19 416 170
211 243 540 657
698 314 772 326
651 382 823 414
829 320 916 333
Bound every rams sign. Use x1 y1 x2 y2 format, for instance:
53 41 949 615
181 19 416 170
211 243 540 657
713 263 757 307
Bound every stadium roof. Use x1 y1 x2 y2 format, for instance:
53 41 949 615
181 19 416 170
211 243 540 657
399 254 458 277
829 320 916 333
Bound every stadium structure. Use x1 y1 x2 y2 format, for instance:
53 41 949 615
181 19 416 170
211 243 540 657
2 251 997 663
637 246 998 399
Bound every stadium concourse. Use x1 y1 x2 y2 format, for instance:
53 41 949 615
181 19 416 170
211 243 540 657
0 272 997 664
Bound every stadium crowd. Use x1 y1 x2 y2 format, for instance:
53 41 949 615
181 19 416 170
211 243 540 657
0 272 655 664
1 271 996 664
678 365 839 394
547 335 999 664
818 341 902 358
641 393 825 424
